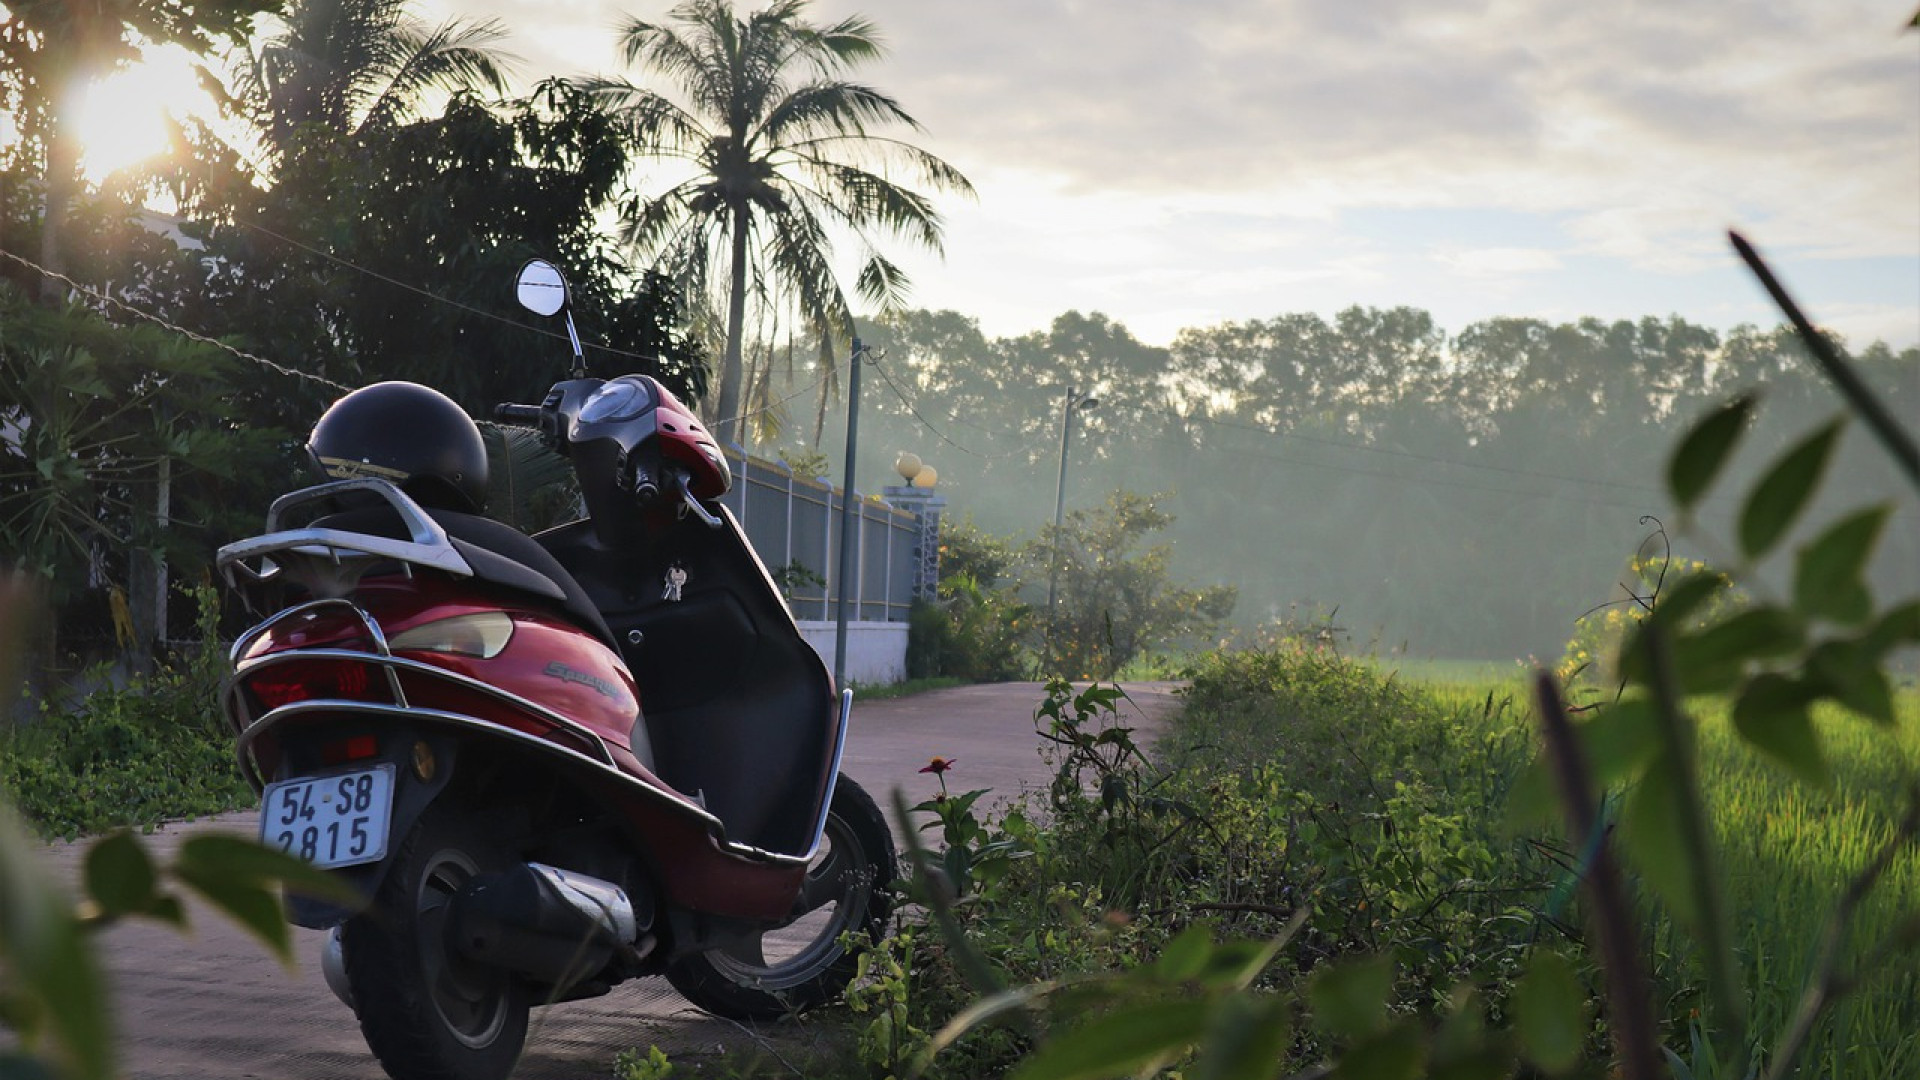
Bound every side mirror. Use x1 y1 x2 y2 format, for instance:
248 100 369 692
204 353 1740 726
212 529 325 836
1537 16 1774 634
516 258 586 377
516 259 570 317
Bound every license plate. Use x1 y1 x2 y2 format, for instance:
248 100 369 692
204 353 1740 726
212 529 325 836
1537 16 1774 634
260 765 395 869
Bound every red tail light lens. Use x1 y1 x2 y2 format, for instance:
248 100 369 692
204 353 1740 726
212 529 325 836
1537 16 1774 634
321 734 379 765
247 659 378 710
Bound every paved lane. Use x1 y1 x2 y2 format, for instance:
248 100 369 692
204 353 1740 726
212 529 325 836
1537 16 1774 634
27 681 1181 1079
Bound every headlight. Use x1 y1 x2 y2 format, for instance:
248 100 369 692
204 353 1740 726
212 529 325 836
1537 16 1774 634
389 612 514 658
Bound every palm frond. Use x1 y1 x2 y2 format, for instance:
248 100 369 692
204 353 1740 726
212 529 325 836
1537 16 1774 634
359 16 514 133
480 423 575 531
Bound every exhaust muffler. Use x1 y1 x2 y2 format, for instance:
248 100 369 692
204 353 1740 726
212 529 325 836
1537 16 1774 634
447 863 645 988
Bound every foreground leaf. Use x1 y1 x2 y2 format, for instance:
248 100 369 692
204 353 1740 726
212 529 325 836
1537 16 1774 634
1513 950 1587 1074
1738 419 1842 559
1732 674 1830 788
1620 758 1700 929
1010 998 1211 1080
1793 505 1889 625
1668 395 1755 510
83 831 161 921
1310 954 1394 1038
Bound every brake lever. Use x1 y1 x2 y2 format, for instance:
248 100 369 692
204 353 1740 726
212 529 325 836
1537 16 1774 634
674 471 724 530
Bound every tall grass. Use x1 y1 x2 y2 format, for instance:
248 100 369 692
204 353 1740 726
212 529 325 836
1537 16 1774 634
1405 669 1920 1078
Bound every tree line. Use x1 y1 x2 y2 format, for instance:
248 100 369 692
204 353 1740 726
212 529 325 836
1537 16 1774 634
788 306 1917 661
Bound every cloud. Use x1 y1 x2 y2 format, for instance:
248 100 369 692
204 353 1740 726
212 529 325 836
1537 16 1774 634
447 0 1916 347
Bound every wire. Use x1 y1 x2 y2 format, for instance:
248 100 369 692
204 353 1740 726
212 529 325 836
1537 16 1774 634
864 352 1004 459
0 244 353 394
231 218 666 365
725 353 845 432
1188 411 1663 495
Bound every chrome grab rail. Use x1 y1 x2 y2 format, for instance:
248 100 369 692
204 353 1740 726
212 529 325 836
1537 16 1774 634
217 478 473 599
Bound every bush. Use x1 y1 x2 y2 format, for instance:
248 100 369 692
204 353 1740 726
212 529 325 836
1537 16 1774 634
1 586 252 839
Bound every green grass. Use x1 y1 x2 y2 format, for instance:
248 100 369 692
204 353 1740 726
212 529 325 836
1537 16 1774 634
1402 667 1920 1078
849 675 968 701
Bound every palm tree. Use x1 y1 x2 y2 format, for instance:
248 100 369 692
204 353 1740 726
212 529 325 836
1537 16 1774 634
235 0 514 175
591 0 972 443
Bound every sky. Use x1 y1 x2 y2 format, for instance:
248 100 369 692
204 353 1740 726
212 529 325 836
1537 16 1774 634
80 0 1920 351
434 0 1920 352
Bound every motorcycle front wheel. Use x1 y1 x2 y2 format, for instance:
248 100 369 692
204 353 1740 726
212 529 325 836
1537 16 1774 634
667 774 897 1019
342 801 529 1080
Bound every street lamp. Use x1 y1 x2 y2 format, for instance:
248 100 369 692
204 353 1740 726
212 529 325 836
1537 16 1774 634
1045 384 1098 672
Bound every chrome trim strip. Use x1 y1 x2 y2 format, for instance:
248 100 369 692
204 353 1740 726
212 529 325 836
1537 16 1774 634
239 700 806 867
800 689 854 861
230 647 619 769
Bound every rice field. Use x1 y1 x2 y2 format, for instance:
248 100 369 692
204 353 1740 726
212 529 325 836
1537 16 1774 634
1406 669 1920 1078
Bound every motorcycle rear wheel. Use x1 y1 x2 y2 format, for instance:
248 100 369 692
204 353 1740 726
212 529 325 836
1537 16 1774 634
667 775 896 1019
342 801 529 1080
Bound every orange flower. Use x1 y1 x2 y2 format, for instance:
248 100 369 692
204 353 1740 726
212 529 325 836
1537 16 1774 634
919 756 956 775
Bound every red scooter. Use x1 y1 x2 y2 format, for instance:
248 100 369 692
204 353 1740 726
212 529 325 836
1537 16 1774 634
216 260 893 1080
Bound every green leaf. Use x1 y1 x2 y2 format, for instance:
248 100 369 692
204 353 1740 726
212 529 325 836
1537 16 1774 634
170 836 357 966
1732 675 1830 789
1513 950 1588 1075
1793 505 1890 624
1650 570 1731 628
1578 699 1662 790
1332 1019 1426 1080
1738 419 1842 559
1806 641 1896 727
174 834 359 906
0 1052 62 1080
1309 954 1395 1038
0 810 114 1080
1156 924 1214 981
1009 999 1211 1080
1663 608 1804 693
1863 601 1920 656
83 831 158 920
1620 757 1700 929
1668 395 1755 509
924 982 1056 1061
1192 993 1293 1080
1503 754 1559 832
170 860 293 965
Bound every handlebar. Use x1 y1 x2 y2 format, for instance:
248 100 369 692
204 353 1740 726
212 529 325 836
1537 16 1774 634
493 403 543 425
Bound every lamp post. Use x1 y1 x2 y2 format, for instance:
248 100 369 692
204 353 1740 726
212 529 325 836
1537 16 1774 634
1044 384 1098 673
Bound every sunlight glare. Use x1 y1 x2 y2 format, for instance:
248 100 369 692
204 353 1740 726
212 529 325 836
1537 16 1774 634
71 45 208 184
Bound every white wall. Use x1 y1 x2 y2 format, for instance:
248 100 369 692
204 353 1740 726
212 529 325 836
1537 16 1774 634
796 620 908 687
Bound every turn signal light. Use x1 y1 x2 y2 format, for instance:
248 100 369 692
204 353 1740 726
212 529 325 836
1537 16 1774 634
390 612 515 659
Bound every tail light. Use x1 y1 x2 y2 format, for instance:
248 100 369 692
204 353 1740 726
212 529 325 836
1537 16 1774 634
246 659 385 710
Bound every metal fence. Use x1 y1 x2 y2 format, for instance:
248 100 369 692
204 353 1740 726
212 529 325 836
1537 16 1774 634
716 451 938 623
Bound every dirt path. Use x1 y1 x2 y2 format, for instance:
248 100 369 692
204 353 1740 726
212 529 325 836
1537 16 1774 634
25 681 1182 1079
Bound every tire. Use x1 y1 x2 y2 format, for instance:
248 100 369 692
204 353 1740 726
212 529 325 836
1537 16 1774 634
341 801 530 1080
667 775 897 1020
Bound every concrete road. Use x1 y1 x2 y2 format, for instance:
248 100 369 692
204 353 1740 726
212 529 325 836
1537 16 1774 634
26 681 1182 1079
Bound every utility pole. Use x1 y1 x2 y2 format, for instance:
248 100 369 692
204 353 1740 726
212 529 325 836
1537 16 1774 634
1044 384 1098 674
832 337 864 691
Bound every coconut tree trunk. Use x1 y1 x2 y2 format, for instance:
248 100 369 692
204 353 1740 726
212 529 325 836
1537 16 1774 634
715 200 751 444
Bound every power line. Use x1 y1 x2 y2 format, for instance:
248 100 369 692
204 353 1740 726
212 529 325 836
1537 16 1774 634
0 244 352 393
1187 410 1664 495
231 218 667 365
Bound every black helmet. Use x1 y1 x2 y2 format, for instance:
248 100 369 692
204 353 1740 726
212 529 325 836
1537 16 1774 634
307 381 489 512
